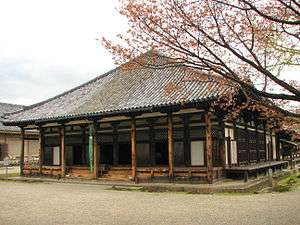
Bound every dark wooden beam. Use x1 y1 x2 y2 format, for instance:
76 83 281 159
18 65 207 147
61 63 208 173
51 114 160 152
20 127 25 176
275 133 280 161
81 125 87 164
38 127 43 175
93 122 99 179
205 112 213 184
263 122 267 162
255 124 260 163
183 116 190 166
60 126 66 177
218 119 226 168
168 114 174 179
112 122 119 166
147 119 156 166
131 117 137 182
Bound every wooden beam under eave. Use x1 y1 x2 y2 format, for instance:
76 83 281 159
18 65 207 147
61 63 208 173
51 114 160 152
168 114 174 179
131 117 137 182
205 112 213 184
93 122 99 179
20 127 25 176
60 126 66 177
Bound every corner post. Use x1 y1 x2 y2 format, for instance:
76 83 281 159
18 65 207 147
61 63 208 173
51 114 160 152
20 127 25 176
167 113 174 179
205 112 213 184
93 122 99 179
131 117 137 181
60 125 66 177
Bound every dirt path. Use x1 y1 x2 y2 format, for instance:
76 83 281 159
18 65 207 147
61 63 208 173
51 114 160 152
0 181 299 225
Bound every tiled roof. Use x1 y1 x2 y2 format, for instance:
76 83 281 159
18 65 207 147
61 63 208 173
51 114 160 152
3 54 234 125
0 103 24 132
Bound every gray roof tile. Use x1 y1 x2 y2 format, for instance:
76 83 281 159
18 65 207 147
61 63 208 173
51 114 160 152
4 54 234 124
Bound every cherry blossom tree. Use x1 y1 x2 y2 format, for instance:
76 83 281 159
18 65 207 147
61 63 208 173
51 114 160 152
102 0 300 119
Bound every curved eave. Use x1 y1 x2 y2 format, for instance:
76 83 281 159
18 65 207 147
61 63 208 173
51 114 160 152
3 97 214 127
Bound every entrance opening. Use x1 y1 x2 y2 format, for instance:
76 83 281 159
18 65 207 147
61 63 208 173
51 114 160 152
155 142 168 165
73 145 85 165
100 144 113 164
118 143 131 165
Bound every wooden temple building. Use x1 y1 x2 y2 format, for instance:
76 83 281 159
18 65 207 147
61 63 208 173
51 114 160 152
3 53 288 183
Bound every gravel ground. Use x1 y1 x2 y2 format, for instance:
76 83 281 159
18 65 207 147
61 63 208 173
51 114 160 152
0 182 299 225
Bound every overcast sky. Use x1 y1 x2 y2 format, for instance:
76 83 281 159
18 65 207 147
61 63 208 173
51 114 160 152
0 0 127 105
0 0 299 106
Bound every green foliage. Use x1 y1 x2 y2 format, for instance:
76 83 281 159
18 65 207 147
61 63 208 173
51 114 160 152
273 172 300 193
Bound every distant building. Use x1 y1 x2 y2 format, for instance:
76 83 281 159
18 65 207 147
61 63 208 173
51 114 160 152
0 102 39 161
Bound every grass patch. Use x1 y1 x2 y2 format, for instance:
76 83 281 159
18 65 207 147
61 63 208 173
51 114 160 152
273 172 300 193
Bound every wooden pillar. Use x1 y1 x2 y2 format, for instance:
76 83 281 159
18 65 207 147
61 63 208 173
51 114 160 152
218 119 226 168
93 122 99 179
131 117 137 181
38 127 43 175
205 112 213 184
255 124 260 163
81 126 87 164
60 126 66 177
112 123 119 166
168 114 174 179
183 116 190 166
20 127 25 176
275 133 280 161
245 123 250 164
262 122 267 162
148 120 156 166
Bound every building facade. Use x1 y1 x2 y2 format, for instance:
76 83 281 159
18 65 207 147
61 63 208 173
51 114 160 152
3 54 288 182
0 103 39 161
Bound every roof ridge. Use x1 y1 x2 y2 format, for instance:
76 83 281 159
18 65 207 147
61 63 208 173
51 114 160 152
0 102 25 107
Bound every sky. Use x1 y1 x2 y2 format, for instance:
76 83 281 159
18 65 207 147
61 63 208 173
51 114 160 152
0 0 299 106
0 0 126 105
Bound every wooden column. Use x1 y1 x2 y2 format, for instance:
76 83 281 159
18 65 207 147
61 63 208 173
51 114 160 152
148 120 156 166
263 122 267 162
20 127 25 176
183 116 190 166
131 117 137 181
205 112 213 184
38 127 43 175
275 133 280 161
81 126 86 164
112 123 119 166
218 119 226 168
60 126 66 177
93 122 99 179
167 114 174 179
255 124 260 163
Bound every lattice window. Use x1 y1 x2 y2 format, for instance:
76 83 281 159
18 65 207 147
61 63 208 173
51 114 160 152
173 128 184 140
98 135 113 143
44 136 60 146
154 129 168 141
137 130 150 142
189 127 206 139
212 128 219 138
118 132 130 142
65 135 83 145
236 128 248 163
